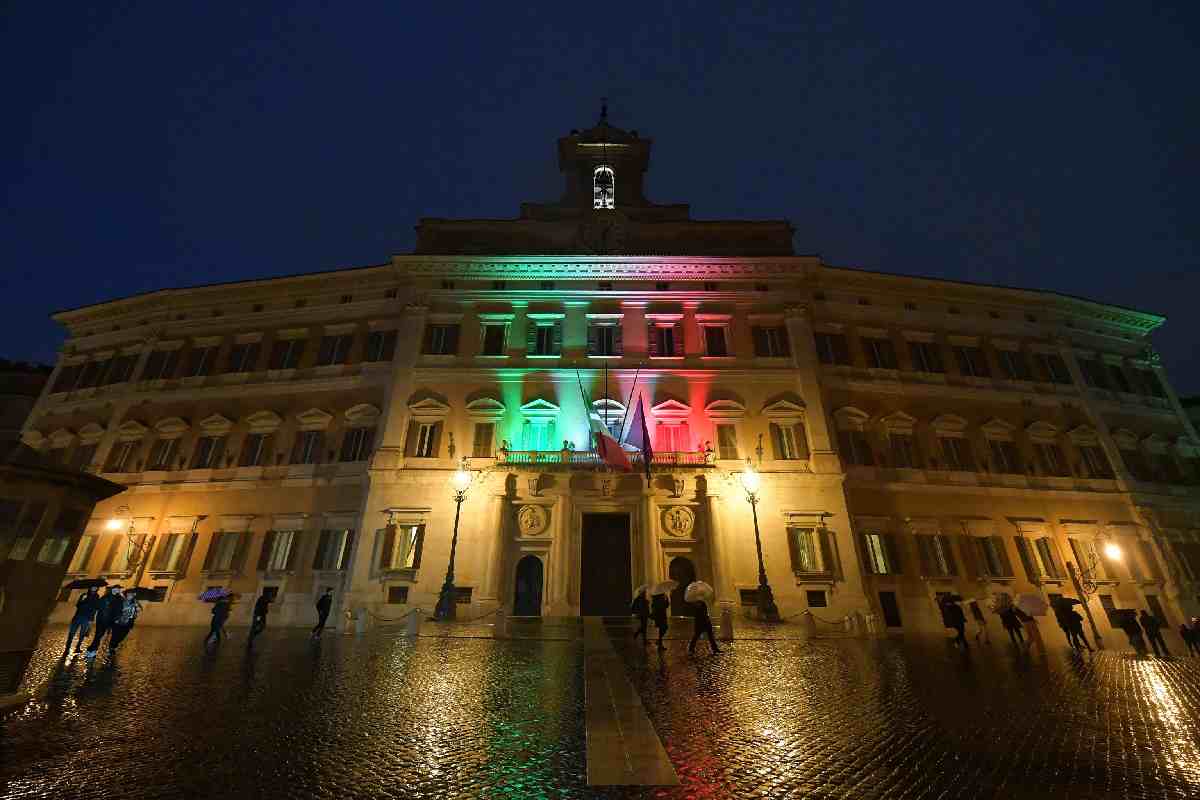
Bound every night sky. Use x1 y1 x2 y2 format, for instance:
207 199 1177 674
3 3 1197 391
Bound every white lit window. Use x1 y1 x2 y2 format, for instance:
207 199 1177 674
265 531 296 571
593 165 615 209
380 524 424 570
314 529 352 570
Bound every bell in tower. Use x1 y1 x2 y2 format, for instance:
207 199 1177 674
593 165 615 209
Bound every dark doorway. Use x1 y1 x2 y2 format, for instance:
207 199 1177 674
1145 594 1168 625
513 555 544 617
580 513 632 616
878 591 902 627
668 557 696 616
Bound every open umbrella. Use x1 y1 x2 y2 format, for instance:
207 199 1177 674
1015 593 1049 617
940 593 964 604
632 584 650 600
1052 596 1083 608
684 581 715 604
128 587 160 601
650 580 677 596
63 578 107 590
199 587 231 602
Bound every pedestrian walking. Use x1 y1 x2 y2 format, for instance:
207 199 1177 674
205 596 232 646
687 599 721 655
1065 610 1092 652
631 591 650 643
248 592 272 645
999 606 1025 646
312 588 334 638
84 586 124 660
64 587 101 655
968 600 989 644
1139 609 1170 657
1118 612 1147 655
107 592 142 654
941 597 968 650
650 592 669 650
1178 621 1197 656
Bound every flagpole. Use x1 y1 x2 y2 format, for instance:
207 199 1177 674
617 361 643 442
573 361 593 452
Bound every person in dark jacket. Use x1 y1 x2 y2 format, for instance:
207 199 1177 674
107 592 142 654
999 605 1025 646
687 599 721 655
650 593 669 650
1181 621 1199 656
1065 609 1092 652
248 592 272 645
941 598 968 649
312 588 334 638
84 586 125 660
1139 610 1170 657
631 591 650 643
205 597 232 645
64 587 101 655
1119 612 1147 655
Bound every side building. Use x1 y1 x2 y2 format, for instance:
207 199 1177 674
21 112 1200 645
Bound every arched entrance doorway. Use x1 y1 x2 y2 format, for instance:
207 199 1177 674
513 555 544 617
668 556 696 616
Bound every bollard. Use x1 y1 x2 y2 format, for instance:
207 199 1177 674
355 608 368 636
803 611 818 638
493 608 506 639
718 602 735 641
342 607 354 635
406 608 422 638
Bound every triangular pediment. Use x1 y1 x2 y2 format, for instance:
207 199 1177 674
705 399 746 420
931 413 968 433
465 397 506 418
650 399 691 419
519 398 560 417
154 417 190 436
48 428 76 447
78 422 106 442
198 414 233 435
345 404 381 424
296 408 333 431
1025 420 1059 441
881 411 916 433
117 419 148 438
244 410 283 433
762 399 806 419
982 418 1016 438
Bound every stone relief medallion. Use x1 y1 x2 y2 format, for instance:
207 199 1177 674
517 504 550 537
661 506 696 538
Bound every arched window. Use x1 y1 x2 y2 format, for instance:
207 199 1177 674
593 166 615 209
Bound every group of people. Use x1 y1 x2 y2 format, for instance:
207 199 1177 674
203 588 335 646
630 590 721 655
63 585 142 660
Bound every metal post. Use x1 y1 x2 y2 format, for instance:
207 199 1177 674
748 496 780 622
1066 560 1104 650
434 494 464 621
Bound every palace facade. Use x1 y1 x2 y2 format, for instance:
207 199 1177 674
24 112 1200 643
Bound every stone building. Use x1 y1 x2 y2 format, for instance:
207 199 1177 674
23 111 1200 644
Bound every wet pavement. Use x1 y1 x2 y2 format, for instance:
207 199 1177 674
4 623 1200 799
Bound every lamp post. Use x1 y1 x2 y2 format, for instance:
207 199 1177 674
106 504 153 587
1065 535 1122 650
736 462 780 623
434 460 476 621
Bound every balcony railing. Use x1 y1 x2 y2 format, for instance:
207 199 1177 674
496 449 713 468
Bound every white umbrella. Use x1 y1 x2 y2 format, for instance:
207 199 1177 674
632 584 650 599
684 581 714 604
1015 593 1048 617
650 580 677 596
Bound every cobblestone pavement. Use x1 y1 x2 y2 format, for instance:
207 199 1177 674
5 624 1200 799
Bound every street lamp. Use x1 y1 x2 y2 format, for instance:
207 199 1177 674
1065 534 1122 650
107 505 154 585
736 462 780 623
434 460 476 621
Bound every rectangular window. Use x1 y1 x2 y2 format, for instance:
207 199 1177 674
837 430 875 466
316 334 354 366
481 324 507 356
806 590 828 608
71 443 98 472
150 533 190 573
269 339 306 370
939 437 975 471
703 326 729 357
587 324 622 356
471 423 495 458
954 346 990 378
1078 445 1114 479
862 532 898 575
262 530 297 572
997 349 1032 381
889 433 917 468
651 325 679 357
226 342 261 373
716 424 739 460
988 439 1022 474
917 534 956 577
1036 353 1072 384
1107 364 1132 393
105 535 147 575
36 507 86 565
1120 448 1151 481
1035 443 1069 477
191 436 226 469
206 533 243 572
532 325 560 356
787 527 823 573
1078 358 1109 389
291 430 324 465
367 329 399 362
751 326 790 357
1034 537 1063 579
105 440 138 473
656 424 691 453
1133 369 1167 398
239 433 270 467
1137 540 1163 581
340 426 376 462
104 354 138 385
770 422 810 460
908 341 944 373
424 324 460 356
69 534 98 573
1069 539 1107 580
186 346 217 377
50 363 82 393
75 359 107 389
142 349 180 381
864 337 897 369
814 332 850 365
387 586 409 604
313 529 353 570
147 438 180 470
974 537 1012 577
1098 593 1118 624
522 421 555 452
379 524 425 570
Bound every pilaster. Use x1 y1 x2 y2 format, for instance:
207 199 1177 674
784 305 838 472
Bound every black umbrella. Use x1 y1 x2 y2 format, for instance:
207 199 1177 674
942 593 965 603
63 578 107 590
127 587 160 601
1052 597 1083 608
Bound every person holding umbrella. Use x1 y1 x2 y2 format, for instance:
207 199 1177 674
1139 609 1170 657
685 581 720 655
1117 610 1147 655
64 586 102 655
940 595 968 650
84 585 124 660
312 588 334 638
630 586 650 644
107 588 143 654
999 604 1025 647
650 584 671 650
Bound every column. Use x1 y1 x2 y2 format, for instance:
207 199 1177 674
642 488 660 586
784 306 838 472
1056 339 1135 485
705 492 735 604
480 491 506 606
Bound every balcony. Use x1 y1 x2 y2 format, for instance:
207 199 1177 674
496 449 713 470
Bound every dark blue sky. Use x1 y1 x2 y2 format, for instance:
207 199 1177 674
3 2 1198 391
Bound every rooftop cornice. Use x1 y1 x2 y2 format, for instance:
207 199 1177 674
390 254 819 280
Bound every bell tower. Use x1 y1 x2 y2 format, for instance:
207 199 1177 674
553 100 654 211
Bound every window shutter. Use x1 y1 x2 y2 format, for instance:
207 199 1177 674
427 423 442 458
770 424 784 459
777 328 791 357
230 533 250 573
290 432 305 464
421 326 434 354
833 335 849 365
587 326 599 356
284 532 300 570
339 530 355 570
257 531 276 571
210 436 226 469
939 536 957 576
952 535 973 580
647 325 660 356
1014 537 1038 580
399 421 418 457
100 537 119 572
201 534 219 571
411 525 425 569
672 325 684 356
442 326 458 356
360 427 375 461
786 528 802 573
1045 539 1065 578
317 336 336 365
818 530 841 579
793 423 810 459
270 341 288 369
751 327 767 357
342 429 359 461
884 534 903 575
916 536 933 576
551 323 563 355
858 532 877 575
378 526 396 569
178 532 199 574
613 324 623 355
525 322 538 354
150 536 171 571
313 530 329 570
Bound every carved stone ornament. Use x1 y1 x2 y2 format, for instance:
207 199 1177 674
661 506 696 538
517 504 550 537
